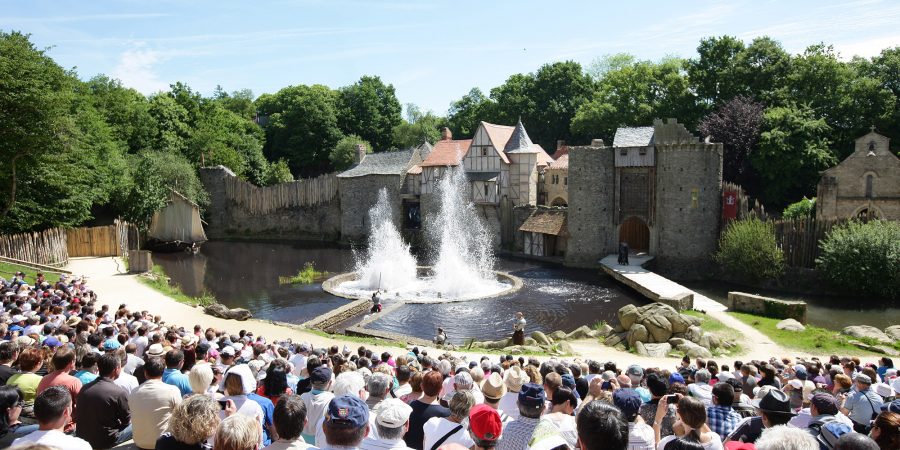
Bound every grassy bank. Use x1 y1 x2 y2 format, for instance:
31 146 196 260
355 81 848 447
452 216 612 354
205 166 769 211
0 261 65 283
138 264 215 307
279 262 328 285
683 310 746 356
728 312 898 355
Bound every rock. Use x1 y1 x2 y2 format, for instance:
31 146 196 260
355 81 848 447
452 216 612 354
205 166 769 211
643 343 673 358
698 332 715 350
668 337 687 347
635 341 648 356
521 345 544 353
669 314 691 334
587 330 604 339
707 334 721 349
627 324 649 348
849 340 900 356
531 331 552 346
557 341 575 355
481 339 511 349
613 324 625 333
678 341 712 358
549 330 568 341
776 318 806 332
524 337 538 346
685 325 702 344
503 345 524 355
605 332 627 347
594 323 614 338
841 325 893 345
884 325 900 342
685 315 703 327
617 305 639 330
566 325 594 340
643 315 674 343
204 303 252 321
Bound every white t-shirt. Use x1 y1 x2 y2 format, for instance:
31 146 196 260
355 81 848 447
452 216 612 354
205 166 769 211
628 422 656 450
657 433 723 450
115 372 140 394
12 429 92 450
498 391 521 420
422 417 474 450
289 353 308 376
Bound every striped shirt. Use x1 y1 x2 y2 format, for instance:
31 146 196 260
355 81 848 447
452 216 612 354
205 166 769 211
628 422 655 450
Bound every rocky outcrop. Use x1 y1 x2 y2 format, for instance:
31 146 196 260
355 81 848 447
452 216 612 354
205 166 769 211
204 303 252 321
884 325 900 342
607 302 731 356
841 325 893 345
776 318 806 332
468 323 610 356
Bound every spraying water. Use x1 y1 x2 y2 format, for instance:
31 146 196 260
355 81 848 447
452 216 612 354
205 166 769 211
428 166 498 296
343 189 418 291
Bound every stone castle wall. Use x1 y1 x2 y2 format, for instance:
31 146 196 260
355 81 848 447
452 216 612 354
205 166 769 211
565 145 616 268
653 144 723 278
199 167 341 241
338 175 403 242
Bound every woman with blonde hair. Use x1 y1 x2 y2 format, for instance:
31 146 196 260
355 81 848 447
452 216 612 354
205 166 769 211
214 414 261 450
157 394 222 450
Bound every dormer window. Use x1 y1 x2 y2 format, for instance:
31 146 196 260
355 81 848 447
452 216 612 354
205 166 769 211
481 148 488 157
868 141 876 152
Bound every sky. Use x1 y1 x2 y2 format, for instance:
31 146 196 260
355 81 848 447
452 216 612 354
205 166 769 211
3 0 899 115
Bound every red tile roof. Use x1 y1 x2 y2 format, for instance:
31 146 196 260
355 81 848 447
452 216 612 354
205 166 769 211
419 139 473 167
481 122 514 164
534 144 554 167
549 153 568 170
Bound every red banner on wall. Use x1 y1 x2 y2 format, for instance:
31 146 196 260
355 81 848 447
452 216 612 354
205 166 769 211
723 190 738 220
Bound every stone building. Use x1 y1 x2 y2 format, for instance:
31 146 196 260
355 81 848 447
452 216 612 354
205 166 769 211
816 129 900 221
543 143 569 206
519 208 568 257
565 119 723 278
337 143 431 240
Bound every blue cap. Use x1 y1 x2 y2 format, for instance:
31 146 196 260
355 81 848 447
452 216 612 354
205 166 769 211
311 366 333 384
326 395 369 428
43 337 62 348
561 374 576 389
613 389 642 419
518 383 546 407
669 373 685 384
102 339 121 350
8 325 22 332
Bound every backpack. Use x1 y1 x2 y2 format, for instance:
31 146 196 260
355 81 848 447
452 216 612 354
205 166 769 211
809 417 853 450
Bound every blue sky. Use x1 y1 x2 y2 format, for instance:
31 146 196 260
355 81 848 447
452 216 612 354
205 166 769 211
3 0 898 114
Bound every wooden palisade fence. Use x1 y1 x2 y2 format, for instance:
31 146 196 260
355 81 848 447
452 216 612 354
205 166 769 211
0 220 139 267
772 217 844 269
224 172 338 215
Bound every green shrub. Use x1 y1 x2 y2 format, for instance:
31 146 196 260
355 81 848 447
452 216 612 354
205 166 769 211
782 197 816 219
816 220 900 299
715 218 785 281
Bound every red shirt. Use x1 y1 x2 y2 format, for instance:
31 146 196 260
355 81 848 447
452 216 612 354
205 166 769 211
37 370 82 432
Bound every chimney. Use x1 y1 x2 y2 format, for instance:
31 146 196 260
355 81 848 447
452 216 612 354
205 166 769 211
441 127 453 141
591 139 605 147
556 140 566 151
355 144 367 164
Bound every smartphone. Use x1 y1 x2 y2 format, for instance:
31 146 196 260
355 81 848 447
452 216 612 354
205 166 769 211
666 394 678 403
218 400 228 410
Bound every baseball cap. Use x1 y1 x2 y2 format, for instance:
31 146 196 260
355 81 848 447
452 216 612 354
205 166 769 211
518 383 546 408
102 339 121 351
469 404 502 441
220 346 236 356
374 398 412 428
613 389 642 420
724 441 757 450
326 395 369 428
482 372 506 401
311 366 333 384
626 364 644 381
669 373 685 384
811 393 839 415
43 337 62 348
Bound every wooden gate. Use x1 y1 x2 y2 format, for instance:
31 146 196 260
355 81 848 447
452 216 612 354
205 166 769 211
66 221 133 257
619 216 649 252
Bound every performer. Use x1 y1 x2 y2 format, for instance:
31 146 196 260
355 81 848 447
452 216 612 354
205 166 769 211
370 291 383 313
512 312 526 345
433 327 448 346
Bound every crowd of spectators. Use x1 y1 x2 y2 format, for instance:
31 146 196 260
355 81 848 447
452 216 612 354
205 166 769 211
0 270 898 450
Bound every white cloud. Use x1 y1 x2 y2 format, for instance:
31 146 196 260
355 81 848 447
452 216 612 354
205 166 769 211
110 45 169 94
836 35 900 59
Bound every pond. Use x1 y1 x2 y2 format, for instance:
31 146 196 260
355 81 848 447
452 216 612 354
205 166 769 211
153 241 646 342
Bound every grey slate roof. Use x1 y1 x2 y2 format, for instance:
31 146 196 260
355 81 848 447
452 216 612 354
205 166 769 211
505 120 538 154
337 149 415 178
465 171 500 182
613 126 655 148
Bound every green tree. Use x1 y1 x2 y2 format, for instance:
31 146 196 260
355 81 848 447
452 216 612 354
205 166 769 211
262 159 294 186
715 218 785 282
782 197 816 219
447 87 492 138
392 104 448 149
817 220 900 300
85 75 155 153
329 135 371 172
687 35 747 106
571 58 696 144
752 105 837 207
337 75 402 152
587 53 637 79
256 84 343 176
147 93 192 155
213 86 256 120
119 151 207 228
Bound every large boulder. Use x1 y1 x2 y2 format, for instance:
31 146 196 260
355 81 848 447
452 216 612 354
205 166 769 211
531 331 552 346
617 305 639 331
678 341 712 358
557 341 575 355
635 341 649 357
566 325 595 340
549 330 568 341
524 337 538 346
605 332 627 347
668 337 687 347
204 303 252 321
884 325 900 342
685 325 703 344
776 318 806 332
594 323 614 338
643 315 674 343
841 325 893 345
643 343 673 358
627 324 649 348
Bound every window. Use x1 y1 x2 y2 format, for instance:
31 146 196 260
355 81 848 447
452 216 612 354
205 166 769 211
484 183 488 197
564 177 567 186
639 146 647 155
620 148 628 156
866 174 874 198
481 148 487 156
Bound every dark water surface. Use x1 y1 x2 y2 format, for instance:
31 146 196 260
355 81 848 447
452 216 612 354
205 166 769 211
154 241 647 341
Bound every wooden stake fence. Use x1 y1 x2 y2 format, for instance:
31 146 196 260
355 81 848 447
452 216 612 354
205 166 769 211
0 220 139 267
224 173 338 215
0 228 68 267
772 217 844 268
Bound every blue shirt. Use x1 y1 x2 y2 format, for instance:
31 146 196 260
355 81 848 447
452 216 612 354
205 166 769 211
247 393 273 446
162 368 192 396
707 404 742 440
73 370 98 386
845 388 882 425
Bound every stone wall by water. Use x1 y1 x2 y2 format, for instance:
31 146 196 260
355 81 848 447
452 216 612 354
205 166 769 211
339 174 403 242
200 167 342 241
726 292 807 323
